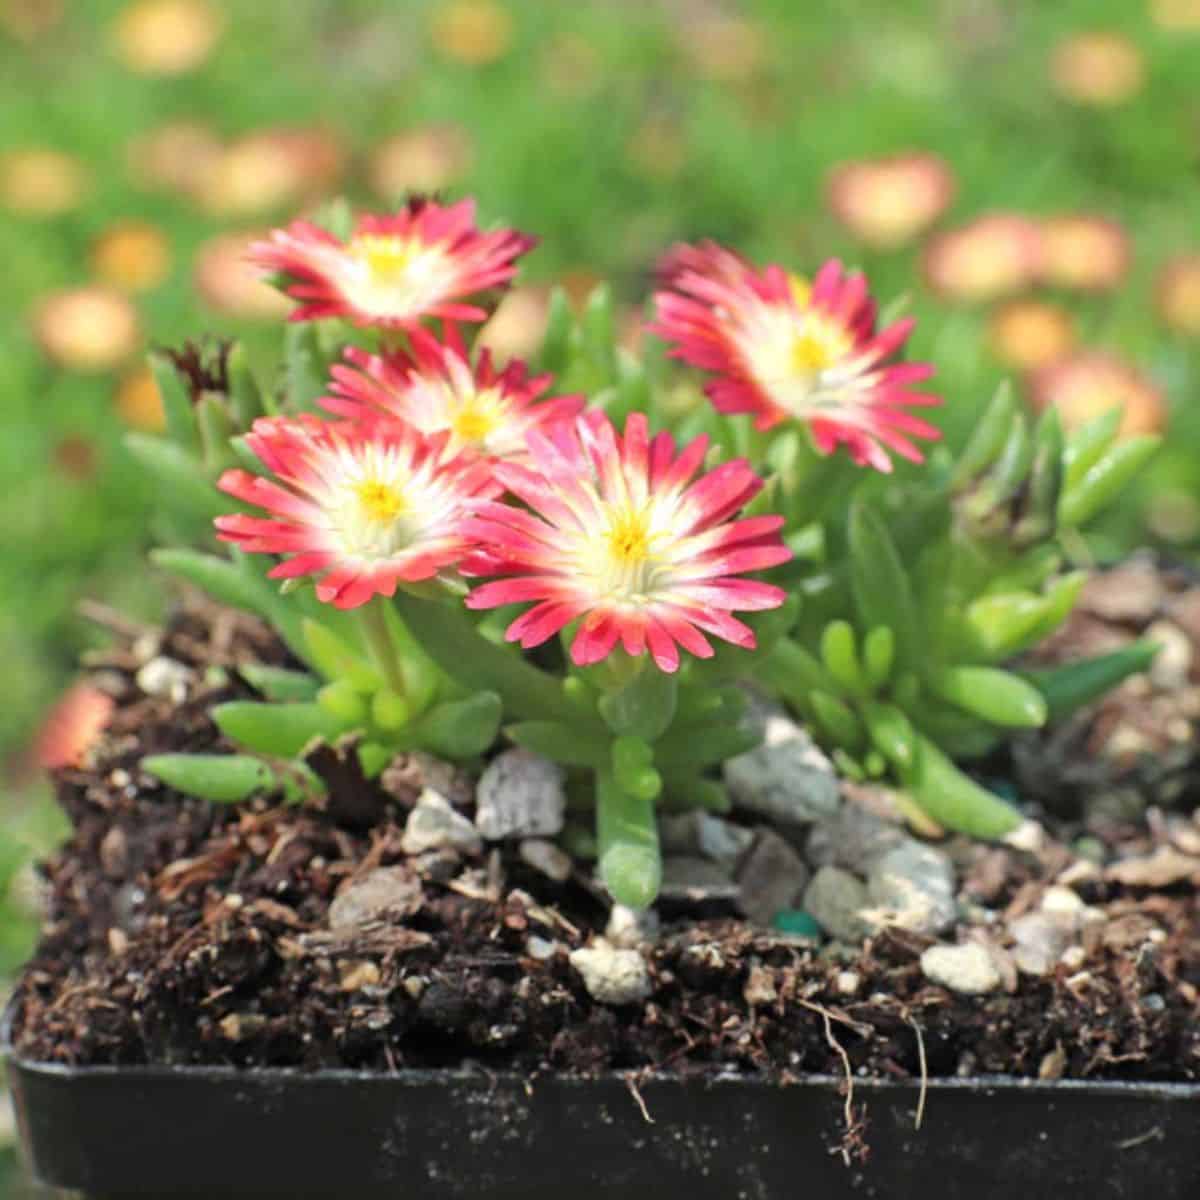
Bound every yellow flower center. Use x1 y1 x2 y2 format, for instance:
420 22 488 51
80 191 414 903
351 234 419 284
449 390 503 445
606 509 653 566
791 332 837 373
355 479 406 523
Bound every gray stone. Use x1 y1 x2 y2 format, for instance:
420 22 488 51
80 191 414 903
920 942 1001 994
328 866 421 930
569 941 652 1005
659 856 740 903
805 804 908 874
401 789 483 856
865 841 957 936
736 829 811 925
658 810 755 868
802 865 871 943
518 838 573 883
723 714 839 826
1007 911 1079 976
475 749 566 840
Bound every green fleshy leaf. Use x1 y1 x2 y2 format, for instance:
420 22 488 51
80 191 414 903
810 689 866 751
848 499 920 672
147 350 199 453
1063 407 1122 490
318 679 370 725
239 664 320 702
142 753 276 803
819 619 864 696
409 692 503 759
597 663 678 742
862 700 916 770
611 735 662 801
302 619 379 690
227 341 265 428
900 736 1021 838
596 769 662 910
861 626 895 690
506 720 610 768
1019 639 1159 723
931 665 1047 728
950 381 1015 492
124 433 224 518
212 701 354 758
1058 436 1160 528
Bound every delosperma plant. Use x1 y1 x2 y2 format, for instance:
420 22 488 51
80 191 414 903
133 195 1160 910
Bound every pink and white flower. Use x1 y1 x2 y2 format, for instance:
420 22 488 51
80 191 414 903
322 324 584 462
461 410 791 673
215 414 495 609
249 197 536 328
650 242 940 472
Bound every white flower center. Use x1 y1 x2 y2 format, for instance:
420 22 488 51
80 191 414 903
343 234 447 319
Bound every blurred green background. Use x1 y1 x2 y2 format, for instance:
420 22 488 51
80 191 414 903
1 0 1198 1183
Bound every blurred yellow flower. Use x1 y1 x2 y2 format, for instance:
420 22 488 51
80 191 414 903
1155 255 1200 336
1039 214 1131 292
1050 31 1144 107
988 299 1077 372
115 366 166 432
198 127 344 218
368 126 474 198
825 152 956 250
193 231 292 320
33 287 141 373
1 0 63 42
1150 0 1200 31
429 0 513 66
677 16 767 82
539 32 602 98
91 222 172 292
112 0 224 77
922 214 1042 303
477 285 552 364
0 148 87 216
625 115 688 181
1028 351 1166 438
126 120 223 195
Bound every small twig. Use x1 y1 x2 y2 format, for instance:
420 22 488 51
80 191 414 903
800 999 856 1165
624 1073 655 1125
1116 1126 1164 1151
907 1013 928 1132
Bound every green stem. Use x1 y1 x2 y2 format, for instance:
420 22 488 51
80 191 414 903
596 768 661 910
358 597 406 698
393 590 565 721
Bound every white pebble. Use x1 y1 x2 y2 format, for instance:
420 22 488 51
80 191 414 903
920 943 1001 995
569 941 652 1006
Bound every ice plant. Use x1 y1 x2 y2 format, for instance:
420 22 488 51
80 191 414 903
214 412 495 608
116 196 1160 912
650 243 940 471
322 324 584 462
249 196 536 327
462 409 792 672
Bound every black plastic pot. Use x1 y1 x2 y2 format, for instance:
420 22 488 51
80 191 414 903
6 1042 1200 1200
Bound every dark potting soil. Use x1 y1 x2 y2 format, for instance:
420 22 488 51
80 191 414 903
9 593 1200 1103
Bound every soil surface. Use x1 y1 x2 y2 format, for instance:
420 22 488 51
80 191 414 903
9 583 1200 1102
